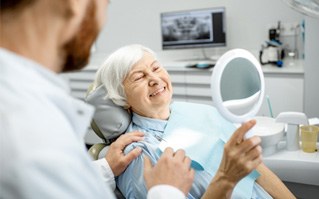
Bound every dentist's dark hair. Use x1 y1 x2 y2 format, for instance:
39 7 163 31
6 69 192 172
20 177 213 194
1 0 37 12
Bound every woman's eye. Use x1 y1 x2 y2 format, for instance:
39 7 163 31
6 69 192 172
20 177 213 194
134 75 144 81
153 66 160 71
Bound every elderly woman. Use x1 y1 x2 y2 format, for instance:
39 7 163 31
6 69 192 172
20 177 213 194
92 44 294 199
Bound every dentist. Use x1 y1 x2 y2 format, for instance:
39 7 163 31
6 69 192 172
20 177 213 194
0 0 193 198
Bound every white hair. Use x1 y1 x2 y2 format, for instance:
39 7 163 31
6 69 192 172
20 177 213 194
92 44 156 108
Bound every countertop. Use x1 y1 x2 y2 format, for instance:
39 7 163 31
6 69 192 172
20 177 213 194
261 59 304 74
263 142 319 186
162 59 304 75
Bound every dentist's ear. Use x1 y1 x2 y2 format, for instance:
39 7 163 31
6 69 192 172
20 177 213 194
59 0 89 43
67 0 88 18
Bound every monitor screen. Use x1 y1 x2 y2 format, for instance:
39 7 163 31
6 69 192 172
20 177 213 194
161 7 226 50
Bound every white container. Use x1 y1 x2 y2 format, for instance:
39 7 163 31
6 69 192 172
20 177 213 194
253 116 285 156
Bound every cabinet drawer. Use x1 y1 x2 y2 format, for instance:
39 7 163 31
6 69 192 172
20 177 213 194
172 84 187 95
185 70 212 85
186 86 211 97
169 71 185 84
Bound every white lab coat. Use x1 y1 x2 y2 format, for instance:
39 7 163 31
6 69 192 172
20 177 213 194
0 48 184 199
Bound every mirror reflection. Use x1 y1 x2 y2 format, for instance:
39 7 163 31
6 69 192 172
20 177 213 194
220 57 261 116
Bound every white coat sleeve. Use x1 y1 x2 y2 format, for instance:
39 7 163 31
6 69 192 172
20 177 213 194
93 159 185 199
147 185 185 199
92 158 116 190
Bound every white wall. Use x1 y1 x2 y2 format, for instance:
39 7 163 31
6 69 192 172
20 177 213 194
90 0 304 64
304 17 319 118
89 0 319 117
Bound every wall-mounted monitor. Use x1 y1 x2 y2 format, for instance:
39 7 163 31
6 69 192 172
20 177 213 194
161 7 226 50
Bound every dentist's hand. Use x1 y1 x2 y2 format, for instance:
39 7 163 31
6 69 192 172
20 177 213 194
105 131 144 176
143 148 195 196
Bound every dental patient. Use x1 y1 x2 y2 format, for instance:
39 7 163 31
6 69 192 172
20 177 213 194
92 44 295 199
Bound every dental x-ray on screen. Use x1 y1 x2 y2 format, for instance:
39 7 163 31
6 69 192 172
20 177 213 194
161 7 226 50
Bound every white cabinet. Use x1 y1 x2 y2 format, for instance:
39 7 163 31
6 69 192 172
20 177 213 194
166 67 213 105
259 73 304 117
165 60 304 116
258 61 304 117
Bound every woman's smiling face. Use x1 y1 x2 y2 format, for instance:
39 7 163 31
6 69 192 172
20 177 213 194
123 52 173 119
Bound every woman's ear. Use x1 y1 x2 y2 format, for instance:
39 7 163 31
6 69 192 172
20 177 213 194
125 106 131 112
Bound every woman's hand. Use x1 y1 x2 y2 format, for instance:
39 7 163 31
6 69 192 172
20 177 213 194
202 119 262 199
105 131 144 177
144 147 195 196
218 119 262 185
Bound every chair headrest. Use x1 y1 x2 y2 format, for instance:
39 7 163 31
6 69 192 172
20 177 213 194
85 85 131 141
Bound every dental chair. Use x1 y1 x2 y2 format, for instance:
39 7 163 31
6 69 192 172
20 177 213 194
85 84 131 199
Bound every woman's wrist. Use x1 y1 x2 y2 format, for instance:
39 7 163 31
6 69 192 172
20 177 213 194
213 170 237 189
202 171 237 199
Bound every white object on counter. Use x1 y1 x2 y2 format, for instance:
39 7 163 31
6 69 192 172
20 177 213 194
253 116 285 156
276 112 308 151
309 117 319 126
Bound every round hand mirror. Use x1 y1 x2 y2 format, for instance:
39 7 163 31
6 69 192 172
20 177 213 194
211 49 265 138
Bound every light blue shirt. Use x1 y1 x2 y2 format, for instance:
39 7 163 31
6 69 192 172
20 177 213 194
117 102 273 199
